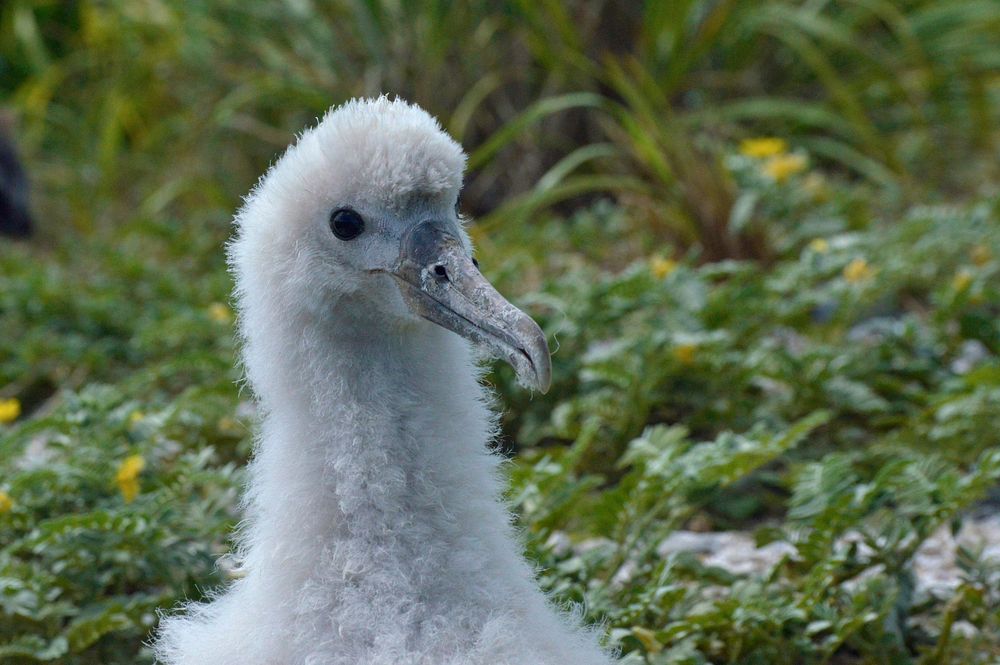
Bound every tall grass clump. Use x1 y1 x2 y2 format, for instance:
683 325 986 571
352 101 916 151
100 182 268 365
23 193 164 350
4 0 1000 254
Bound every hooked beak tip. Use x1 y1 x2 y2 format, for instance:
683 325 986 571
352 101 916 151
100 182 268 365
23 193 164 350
517 320 552 394
390 219 552 394
533 367 552 395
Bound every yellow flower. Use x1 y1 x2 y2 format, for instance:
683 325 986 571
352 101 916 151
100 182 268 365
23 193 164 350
0 491 13 514
843 258 874 283
739 137 788 159
970 245 991 266
119 479 140 504
631 626 663 654
0 398 21 424
673 343 697 365
116 454 146 503
762 154 808 182
116 455 145 481
809 238 830 254
952 269 973 292
650 256 678 279
208 302 233 324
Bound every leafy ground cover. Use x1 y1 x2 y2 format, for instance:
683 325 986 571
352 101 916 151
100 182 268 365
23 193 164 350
2 1 1000 663
2 145 998 663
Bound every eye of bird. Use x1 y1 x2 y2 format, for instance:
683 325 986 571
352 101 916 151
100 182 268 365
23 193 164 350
330 208 365 240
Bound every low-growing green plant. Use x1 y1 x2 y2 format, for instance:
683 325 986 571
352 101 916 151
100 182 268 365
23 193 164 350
510 427 1000 664
3 149 998 662
0 382 244 662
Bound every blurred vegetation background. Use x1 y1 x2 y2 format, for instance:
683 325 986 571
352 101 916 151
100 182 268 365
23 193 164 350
1 1 999 663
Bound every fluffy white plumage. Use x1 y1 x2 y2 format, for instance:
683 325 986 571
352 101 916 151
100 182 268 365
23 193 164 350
154 97 612 665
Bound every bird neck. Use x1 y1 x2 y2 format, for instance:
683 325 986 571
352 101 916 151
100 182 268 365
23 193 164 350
240 307 514 591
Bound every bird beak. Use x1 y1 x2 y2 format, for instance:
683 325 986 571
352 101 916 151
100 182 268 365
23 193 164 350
387 220 552 393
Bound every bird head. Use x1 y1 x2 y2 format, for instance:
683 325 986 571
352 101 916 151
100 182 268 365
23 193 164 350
230 96 551 393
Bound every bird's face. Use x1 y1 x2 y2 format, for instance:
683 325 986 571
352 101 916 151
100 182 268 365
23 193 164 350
233 97 551 392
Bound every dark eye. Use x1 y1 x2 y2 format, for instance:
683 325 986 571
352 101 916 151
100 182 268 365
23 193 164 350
330 208 365 240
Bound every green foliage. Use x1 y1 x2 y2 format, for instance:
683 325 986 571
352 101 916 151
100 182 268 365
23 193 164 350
2 2 1000 663
1 385 243 663
4 1 1000 252
4 150 995 662
483 179 1000 663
